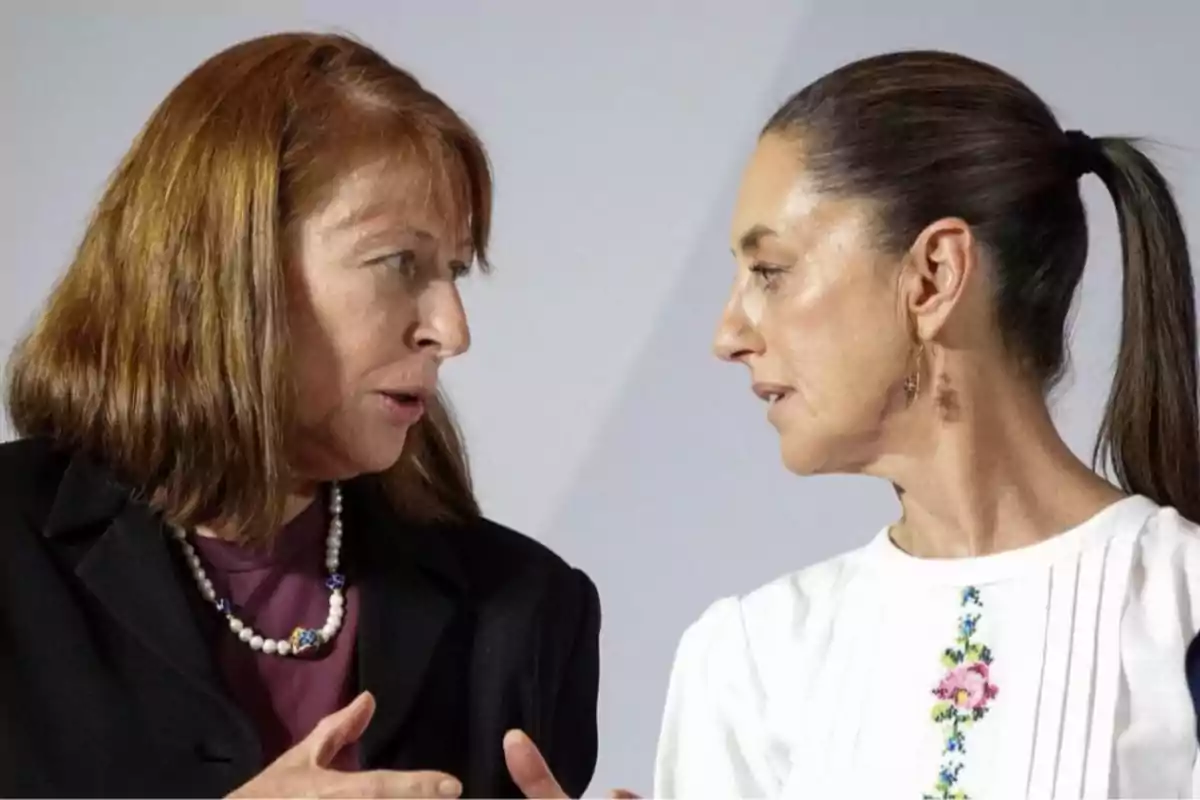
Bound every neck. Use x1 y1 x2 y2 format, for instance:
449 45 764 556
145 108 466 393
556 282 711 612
870 357 1123 559
193 482 322 541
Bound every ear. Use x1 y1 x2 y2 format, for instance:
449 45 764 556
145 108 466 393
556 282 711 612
899 218 976 342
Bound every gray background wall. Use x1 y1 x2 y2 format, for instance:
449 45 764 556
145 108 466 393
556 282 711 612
3 1 1197 793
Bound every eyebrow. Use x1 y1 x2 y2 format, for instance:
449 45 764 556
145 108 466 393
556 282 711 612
733 224 778 255
350 225 473 256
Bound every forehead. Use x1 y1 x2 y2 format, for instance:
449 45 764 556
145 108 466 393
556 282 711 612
315 156 472 246
730 134 877 256
730 134 810 248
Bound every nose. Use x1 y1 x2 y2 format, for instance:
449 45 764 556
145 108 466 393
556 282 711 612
414 281 471 359
712 290 763 364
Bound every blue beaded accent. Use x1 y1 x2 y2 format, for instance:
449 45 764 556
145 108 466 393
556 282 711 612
290 627 322 655
326 573 346 591
215 598 232 615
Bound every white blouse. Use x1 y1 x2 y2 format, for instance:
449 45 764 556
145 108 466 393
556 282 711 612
654 496 1200 798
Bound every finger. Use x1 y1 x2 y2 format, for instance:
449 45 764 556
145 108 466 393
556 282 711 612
308 691 377 767
503 729 567 799
323 769 462 798
609 790 641 799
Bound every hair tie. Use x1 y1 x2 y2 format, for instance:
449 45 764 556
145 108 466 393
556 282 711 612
1064 129 1104 178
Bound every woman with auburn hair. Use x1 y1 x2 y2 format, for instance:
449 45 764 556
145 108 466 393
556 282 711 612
505 49 1200 799
0 32 598 798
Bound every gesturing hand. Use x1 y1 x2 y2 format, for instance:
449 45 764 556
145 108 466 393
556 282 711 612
503 729 640 799
227 691 463 798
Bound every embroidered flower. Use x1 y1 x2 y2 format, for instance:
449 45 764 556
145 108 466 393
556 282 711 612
935 663 998 711
923 586 998 800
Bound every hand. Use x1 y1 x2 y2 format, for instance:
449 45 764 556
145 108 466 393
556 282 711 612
227 691 463 798
503 729 640 799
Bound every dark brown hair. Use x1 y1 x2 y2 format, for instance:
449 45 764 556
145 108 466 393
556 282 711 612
765 50 1199 519
7 32 492 541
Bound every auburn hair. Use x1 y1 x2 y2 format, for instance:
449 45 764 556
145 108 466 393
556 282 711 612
7 31 492 541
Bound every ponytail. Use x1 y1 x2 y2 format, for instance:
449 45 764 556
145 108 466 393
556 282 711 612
1091 138 1200 520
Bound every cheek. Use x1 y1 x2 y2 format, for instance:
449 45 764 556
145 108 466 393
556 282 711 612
766 275 902 397
290 276 411 411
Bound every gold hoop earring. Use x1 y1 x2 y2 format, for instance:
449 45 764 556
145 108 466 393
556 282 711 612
904 343 925 404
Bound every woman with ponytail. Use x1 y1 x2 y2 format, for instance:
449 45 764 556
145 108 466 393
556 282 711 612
657 51 1200 799
504 51 1200 800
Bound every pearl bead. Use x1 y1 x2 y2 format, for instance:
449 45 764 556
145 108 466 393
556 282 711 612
178 482 344 658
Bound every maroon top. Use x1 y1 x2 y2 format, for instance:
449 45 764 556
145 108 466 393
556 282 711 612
191 497 361 768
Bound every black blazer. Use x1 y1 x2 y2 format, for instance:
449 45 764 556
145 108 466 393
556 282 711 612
0 437 600 798
1188 632 1200 743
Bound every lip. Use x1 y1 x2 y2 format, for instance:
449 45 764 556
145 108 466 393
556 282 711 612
376 388 429 426
751 381 795 423
751 381 793 402
765 391 796 425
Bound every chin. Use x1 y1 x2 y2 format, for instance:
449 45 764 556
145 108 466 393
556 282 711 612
323 435 409 481
354 441 409 476
779 436 834 476
781 454 823 476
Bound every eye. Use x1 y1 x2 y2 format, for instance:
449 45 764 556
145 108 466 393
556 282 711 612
370 250 417 276
749 262 787 290
449 260 472 280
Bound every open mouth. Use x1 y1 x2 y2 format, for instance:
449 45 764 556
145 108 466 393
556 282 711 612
378 391 427 423
383 391 423 406
752 383 794 406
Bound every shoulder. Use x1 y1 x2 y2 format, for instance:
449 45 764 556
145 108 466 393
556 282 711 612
655 548 871 798
690 543 871 653
1107 502 1200 783
1131 502 1200 576
0 435 72 488
453 515 595 593
670 543 872 688
455 515 580 574
1124 502 1200 630
740 543 871 627
0 437 75 532
442 514 599 628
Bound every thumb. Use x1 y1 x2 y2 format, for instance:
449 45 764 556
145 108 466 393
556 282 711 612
503 729 567 799
609 791 641 799
308 691 377 768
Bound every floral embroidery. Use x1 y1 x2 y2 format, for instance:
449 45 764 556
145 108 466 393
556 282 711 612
923 586 999 800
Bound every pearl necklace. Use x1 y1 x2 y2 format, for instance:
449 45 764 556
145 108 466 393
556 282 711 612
172 483 346 658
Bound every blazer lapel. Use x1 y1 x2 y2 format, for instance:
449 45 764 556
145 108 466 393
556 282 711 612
75 507 223 697
46 453 226 704
346 478 468 765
